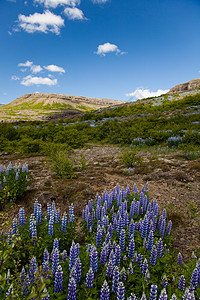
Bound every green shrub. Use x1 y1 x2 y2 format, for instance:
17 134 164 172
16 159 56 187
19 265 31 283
50 151 75 179
120 148 143 167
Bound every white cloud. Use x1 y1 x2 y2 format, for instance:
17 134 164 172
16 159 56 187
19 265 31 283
64 7 87 20
95 42 126 56
21 75 57 86
17 10 64 35
11 75 20 80
31 65 43 73
18 61 43 73
44 64 65 73
126 88 169 100
91 0 109 3
34 0 80 8
18 60 33 67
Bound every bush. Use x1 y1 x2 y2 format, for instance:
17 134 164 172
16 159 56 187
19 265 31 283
50 150 75 179
120 148 143 167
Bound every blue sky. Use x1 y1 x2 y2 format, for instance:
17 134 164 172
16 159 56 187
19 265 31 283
0 0 200 104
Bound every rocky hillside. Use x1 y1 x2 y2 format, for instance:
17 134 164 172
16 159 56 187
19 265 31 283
4 93 125 109
0 93 125 122
168 78 200 94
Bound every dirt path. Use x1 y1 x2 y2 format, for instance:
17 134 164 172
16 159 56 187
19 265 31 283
0 144 200 260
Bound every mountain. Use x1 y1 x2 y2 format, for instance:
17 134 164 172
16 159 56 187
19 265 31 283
0 93 125 122
168 78 200 94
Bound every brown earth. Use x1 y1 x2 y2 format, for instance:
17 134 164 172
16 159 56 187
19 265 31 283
0 145 200 261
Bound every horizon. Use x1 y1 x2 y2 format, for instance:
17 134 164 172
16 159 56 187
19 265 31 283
1 0 200 104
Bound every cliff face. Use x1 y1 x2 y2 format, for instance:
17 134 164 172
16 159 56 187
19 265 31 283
168 78 200 94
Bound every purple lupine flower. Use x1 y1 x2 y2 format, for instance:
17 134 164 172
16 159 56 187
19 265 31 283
61 212 67 232
109 250 116 267
106 259 114 278
42 287 50 300
117 216 123 235
112 266 119 293
141 258 148 275
70 266 78 284
117 281 125 300
191 268 198 289
137 253 143 269
47 203 51 221
54 265 63 293
69 241 78 270
128 238 135 259
62 250 68 261
6 284 14 299
150 245 157 266
149 284 158 300
36 203 42 224
178 275 185 291
67 276 77 300
52 248 59 276
124 211 129 228
166 220 172 235
141 215 148 239
129 201 135 219
127 262 133 275
147 230 154 252
42 260 50 279
20 267 26 285
182 288 194 300
170 294 177 300
55 208 60 224
160 219 166 238
162 209 167 219
157 238 163 258
119 229 125 253
105 232 111 245
7 229 13 245
69 204 74 223
29 256 38 283
19 207 26 226
75 257 82 283
96 205 101 221
100 280 110 300
85 268 94 288
158 288 167 300
100 246 107 266
135 201 140 216
127 293 137 300
128 219 135 239
12 218 18 235
120 267 127 282
161 274 168 288
177 252 183 265
53 238 60 252
140 292 147 300
43 248 49 263
48 216 54 236
144 269 150 283
22 274 30 295
90 246 98 273
31 218 37 243
108 223 113 238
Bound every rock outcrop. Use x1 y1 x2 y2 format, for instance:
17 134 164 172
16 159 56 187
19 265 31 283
168 78 200 94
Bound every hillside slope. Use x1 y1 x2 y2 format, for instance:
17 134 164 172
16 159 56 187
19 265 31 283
0 93 125 122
